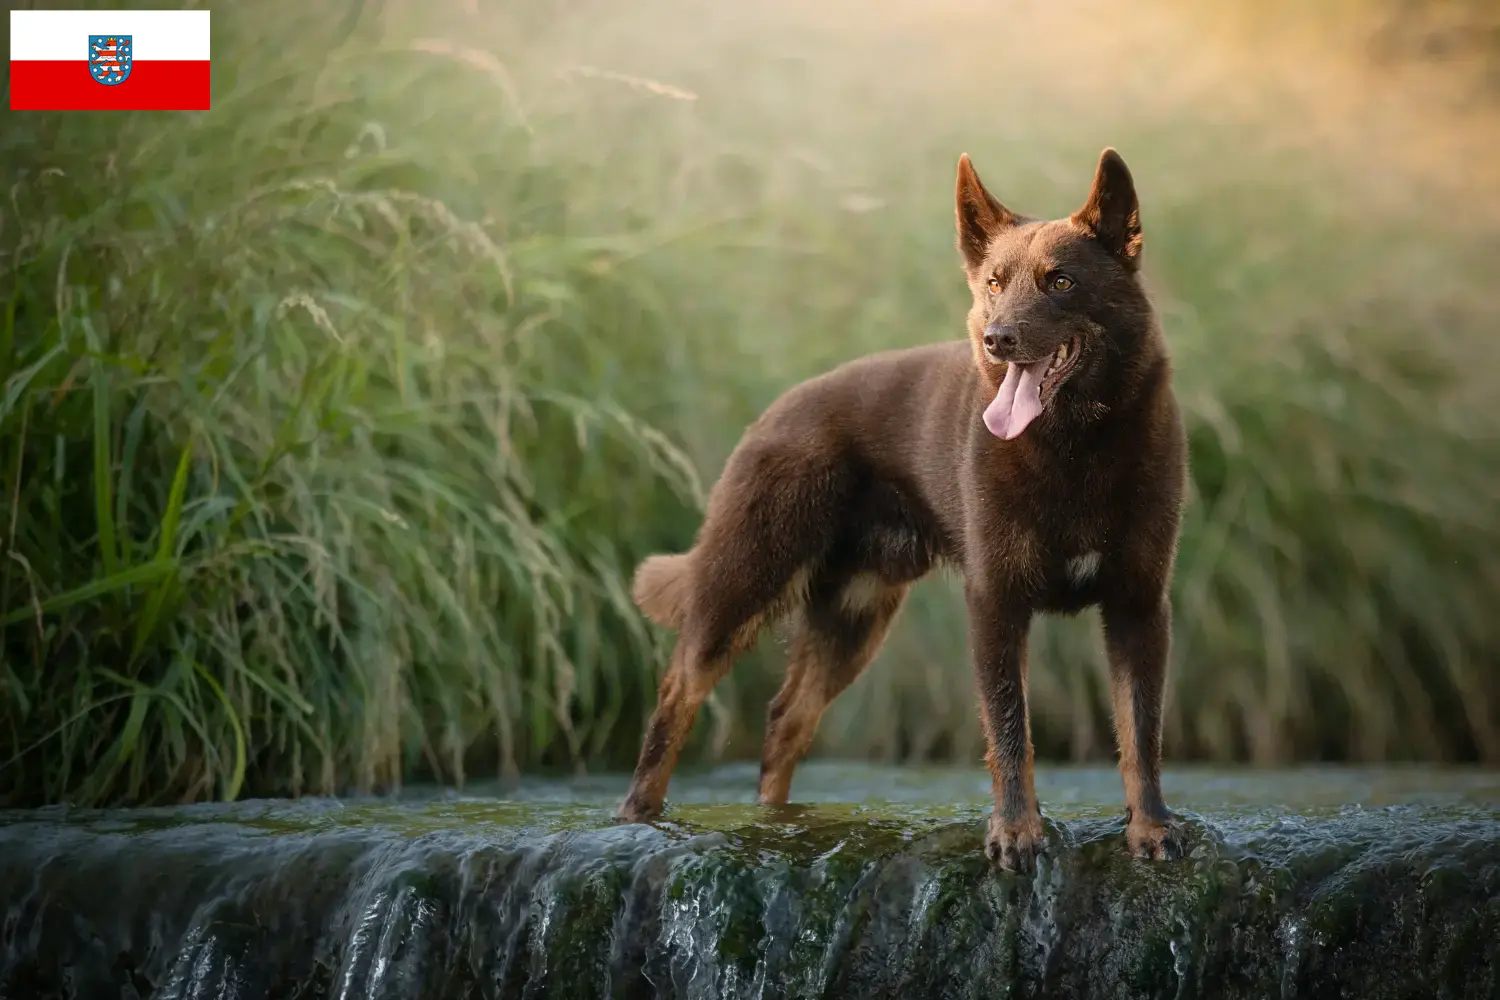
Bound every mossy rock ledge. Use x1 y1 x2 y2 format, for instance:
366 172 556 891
1 766 1497 999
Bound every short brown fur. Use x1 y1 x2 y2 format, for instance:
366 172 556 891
617 148 1187 871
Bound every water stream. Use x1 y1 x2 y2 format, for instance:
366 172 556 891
2 763 1497 999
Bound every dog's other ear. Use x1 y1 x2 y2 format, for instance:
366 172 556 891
955 153 1016 272
1072 148 1143 269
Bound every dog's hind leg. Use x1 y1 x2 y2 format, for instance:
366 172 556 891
617 449 845 823
757 575 909 806
616 568 805 824
614 630 735 824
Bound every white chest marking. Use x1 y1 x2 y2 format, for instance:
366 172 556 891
1067 550 1102 585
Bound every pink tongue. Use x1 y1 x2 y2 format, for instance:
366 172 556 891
982 361 1044 440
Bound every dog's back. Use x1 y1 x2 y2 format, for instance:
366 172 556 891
630 340 973 630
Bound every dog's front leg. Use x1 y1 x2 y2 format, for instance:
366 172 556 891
1101 595 1185 860
966 582 1042 873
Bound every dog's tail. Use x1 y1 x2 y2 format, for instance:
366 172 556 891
631 553 691 630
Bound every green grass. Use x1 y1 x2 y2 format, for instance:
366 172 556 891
2 0 1498 806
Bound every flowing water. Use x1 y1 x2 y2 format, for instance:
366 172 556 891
2 763 1497 999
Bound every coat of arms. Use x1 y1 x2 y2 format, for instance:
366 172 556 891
88 35 132 86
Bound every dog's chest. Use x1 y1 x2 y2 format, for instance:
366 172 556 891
1000 463 1116 607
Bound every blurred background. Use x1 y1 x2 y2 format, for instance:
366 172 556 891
2 0 1498 806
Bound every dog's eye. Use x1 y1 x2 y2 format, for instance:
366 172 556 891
986 276 1001 292
1048 274 1075 292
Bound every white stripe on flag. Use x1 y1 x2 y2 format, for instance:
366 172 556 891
10 10 210 62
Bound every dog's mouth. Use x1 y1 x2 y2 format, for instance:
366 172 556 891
982 336 1084 441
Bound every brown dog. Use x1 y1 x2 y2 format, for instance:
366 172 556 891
616 148 1186 871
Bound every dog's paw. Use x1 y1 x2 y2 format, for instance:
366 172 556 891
614 795 663 825
1126 815 1186 861
985 810 1045 874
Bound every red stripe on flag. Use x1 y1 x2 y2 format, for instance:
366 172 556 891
10 60 211 111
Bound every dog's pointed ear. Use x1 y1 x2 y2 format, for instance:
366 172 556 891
1072 148 1143 269
955 153 1016 272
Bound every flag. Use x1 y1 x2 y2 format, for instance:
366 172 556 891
10 9 211 111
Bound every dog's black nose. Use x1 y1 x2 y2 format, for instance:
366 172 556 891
983 324 1019 356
